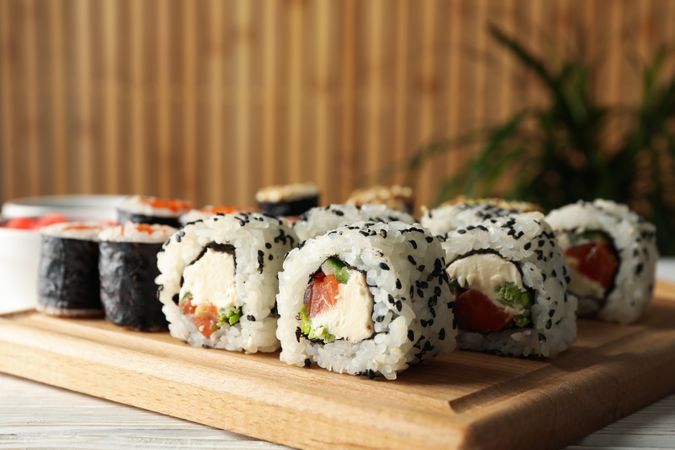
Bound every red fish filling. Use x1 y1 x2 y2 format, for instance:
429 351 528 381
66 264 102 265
455 289 515 333
303 272 340 318
565 242 617 291
179 294 219 338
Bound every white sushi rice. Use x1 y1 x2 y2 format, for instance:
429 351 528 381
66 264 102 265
442 212 577 358
255 182 319 203
118 195 191 217
546 199 658 324
292 204 415 242
156 213 298 353
40 222 105 241
277 221 456 380
99 223 176 243
421 201 538 237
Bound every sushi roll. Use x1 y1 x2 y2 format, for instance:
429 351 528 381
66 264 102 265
99 223 176 331
546 199 658 323
292 204 415 242
179 205 257 226
421 197 541 237
442 212 576 358
37 222 105 317
117 195 192 228
156 212 297 352
346 185 414 214
276 221 456 380
255 182 319 218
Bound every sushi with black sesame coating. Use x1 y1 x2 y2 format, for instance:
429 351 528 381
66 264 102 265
546 199 657 323
38 222 105 317
421 197 541 237
98 223 176 331
442 212 576 358
117 195 192 228
293 203 415 242
276 220 456 380
156 212 298 352
255 183 319 218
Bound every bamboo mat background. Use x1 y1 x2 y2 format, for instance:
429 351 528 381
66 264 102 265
0 0 673 208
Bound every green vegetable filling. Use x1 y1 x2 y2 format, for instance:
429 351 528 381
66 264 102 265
297 306 335 343
217 305 242 327
571 230 611 245
325 257 350 284
496 282 532 328
180 291 193 302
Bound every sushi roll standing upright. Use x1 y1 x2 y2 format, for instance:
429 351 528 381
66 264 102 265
37 222 105 317
255 183 319 218
157 213 297 352
117 195 192 228
441 212 576 358
546 199 658 323
99 223 176 331
277 221 456 380
292 204 415 242
421 198 541 237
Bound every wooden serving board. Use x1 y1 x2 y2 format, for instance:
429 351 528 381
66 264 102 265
2 282 675 450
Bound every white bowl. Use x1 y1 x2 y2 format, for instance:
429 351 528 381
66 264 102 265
2 194 124 221
0 195 125 313
0 227 41 313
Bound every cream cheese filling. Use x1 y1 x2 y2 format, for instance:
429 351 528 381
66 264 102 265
310 269 374 343
180 249 237 310
446 253 526 315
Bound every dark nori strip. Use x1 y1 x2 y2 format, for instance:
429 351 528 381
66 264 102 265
99 241 167 331
117 210 181 228
38 236 102 316
257 194 319 217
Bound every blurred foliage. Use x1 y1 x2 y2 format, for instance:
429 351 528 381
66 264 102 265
408 23 675 255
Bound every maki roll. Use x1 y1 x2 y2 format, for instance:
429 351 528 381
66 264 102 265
255 182 319 217
546 199 658 323
442 212 576 358
292 204 415 242
346 185 414 214
157 212 297 352
179 205 257 226
38 222 105 317
421 197 541 237
99 223 176 331
117 195 192 228
277 221 456 380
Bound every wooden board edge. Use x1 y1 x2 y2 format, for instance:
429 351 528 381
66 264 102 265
0 319 468 450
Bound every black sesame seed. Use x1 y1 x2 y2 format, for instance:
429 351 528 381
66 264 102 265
265 242 272 249
407 330 414 341
396 279 402 289
379 262 390 270
438 328 445 340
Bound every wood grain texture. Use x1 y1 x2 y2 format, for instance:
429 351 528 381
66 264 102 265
1 281 675 450
0 0 674 207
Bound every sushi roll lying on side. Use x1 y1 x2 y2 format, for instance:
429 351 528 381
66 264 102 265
346 185 415 214
255 183 319 218
277 221 456 380
157 212 297 352
99 223 176 331
442 212 576 358
38 222 105 317
421 197 541 237
546 199 658 324
292 204 415 242
117 195 192 228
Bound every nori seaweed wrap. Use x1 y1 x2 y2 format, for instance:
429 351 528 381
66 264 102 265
37 223 104 317
98 223 176 331
256 183 319 217
117 196 191 228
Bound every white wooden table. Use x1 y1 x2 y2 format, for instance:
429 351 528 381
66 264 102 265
2 260 675 450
